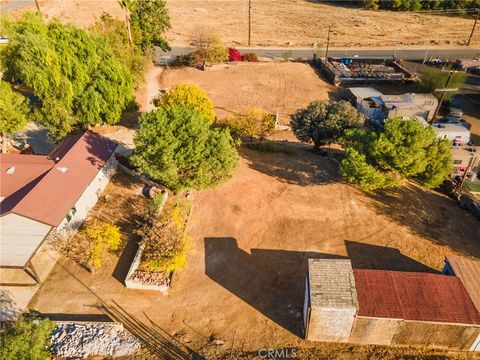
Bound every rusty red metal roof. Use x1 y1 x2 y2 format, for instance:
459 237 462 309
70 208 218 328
1 132 117 227
353 269 480 325
446 255 480 313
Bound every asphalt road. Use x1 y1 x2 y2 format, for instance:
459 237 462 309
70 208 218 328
156 46 480 64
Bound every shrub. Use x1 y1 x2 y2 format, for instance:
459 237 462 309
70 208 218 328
140 199 192 272
171 53 197 67
241 52 258 62
229 107 276 140
192 28 228 64
1 314 55 360
228 47 242 62
84 220 122 269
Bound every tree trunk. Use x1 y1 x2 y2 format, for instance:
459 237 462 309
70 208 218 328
2 134 8 154
125 10 134 57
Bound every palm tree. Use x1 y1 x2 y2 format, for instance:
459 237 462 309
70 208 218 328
118 0 135 56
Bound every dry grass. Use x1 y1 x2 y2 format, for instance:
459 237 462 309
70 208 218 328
7 0 478 47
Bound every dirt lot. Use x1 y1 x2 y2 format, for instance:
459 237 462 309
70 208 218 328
28 142 480 359
6 0 479 47
157 62 334 123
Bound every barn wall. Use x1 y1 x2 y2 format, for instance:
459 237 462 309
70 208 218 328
349 316 400 345
307 307 356 342
58 154 117 231
391 321 480 350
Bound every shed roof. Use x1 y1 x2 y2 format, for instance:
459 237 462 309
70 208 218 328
1 131 117 227
308 259 358 309
446 255 480 313
347 87 383 99
353 269 480 325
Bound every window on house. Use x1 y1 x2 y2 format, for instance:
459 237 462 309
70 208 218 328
66 206 77 222
424 101 434 106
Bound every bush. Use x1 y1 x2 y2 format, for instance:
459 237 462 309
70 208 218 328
228 47 242 62
242 52 258 62
84 221 122 270
229 107 276 140
1 314 55 360
192 29 228 64
140 199 192 272
171 53 197 67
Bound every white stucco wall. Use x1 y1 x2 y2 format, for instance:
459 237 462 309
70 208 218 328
58 155 117 231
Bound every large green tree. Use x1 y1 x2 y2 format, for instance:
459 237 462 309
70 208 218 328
0 80 30 153
290 100 364 151
339 118 452 190
131 105 238 192
1 13 135 141
130 0 170 52
90 13 146 82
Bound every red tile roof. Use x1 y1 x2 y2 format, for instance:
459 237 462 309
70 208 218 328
353 269 480 325
1 132 117 227
446 255 480 313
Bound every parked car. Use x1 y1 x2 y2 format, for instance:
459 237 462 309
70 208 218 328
433 116 472 130
459 193 480 220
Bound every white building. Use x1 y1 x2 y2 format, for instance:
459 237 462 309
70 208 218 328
0 131 117 285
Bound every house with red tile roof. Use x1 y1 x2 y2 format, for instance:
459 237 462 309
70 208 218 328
304 258 480 351
0 131 117 285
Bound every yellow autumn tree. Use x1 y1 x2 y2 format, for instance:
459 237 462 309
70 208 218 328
229 107 276 141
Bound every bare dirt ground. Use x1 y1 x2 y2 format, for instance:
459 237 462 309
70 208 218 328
28 143 480 359
6 0 479 47
158 62 334 123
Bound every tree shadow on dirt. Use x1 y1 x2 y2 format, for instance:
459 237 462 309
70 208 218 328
362 183 480 259
240 143 340 186
345 240 438 273
204 237 346 338
204 238 442 339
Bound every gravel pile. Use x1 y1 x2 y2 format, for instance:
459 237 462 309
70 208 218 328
51 322 142 358
129 269 170 286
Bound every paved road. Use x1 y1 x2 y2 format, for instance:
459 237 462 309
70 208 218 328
0 0 33 12
156 46 480 64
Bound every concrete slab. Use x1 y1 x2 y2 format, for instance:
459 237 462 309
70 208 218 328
0 242 60 320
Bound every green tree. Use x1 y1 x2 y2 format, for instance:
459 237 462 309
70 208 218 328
419 68 466 101
290 100 364 151
1 314 55 360
131 105 238 192
339 118 452 190
2 13 135 141
229 107 276 140
130 0 170 52
0 81 30 153
363 0 380 10
154 83 216 123
90 13 146 81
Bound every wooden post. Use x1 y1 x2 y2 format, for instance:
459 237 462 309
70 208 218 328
325 27 331 61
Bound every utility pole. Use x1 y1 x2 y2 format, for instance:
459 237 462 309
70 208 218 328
325 26 332 61
393 43 399 60
467 10 479 46
431 70 457 122
248 0 252 47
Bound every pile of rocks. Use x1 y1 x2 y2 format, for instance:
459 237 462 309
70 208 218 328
129 269 170 286
51 322 141 358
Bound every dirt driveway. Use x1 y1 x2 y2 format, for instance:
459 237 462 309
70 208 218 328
28 140 480 358
158 62 334 123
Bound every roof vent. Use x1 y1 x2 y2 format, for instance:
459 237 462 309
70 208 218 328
6 166 15 175
56 166 68 173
